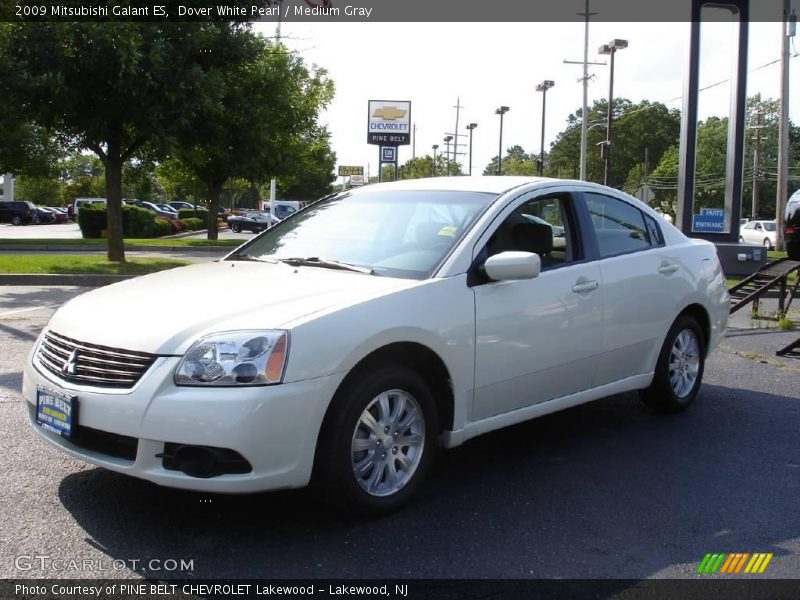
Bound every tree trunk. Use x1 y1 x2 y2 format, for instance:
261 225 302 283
105 154 125 262
206 181 222 241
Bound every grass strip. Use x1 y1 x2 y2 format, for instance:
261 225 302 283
0 255 189 275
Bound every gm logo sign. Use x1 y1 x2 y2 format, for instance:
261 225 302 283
381 147 396 162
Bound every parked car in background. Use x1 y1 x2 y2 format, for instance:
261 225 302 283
0 200 36 225
785 190 800 260
33 206 56 224
259 200 300 220
24 177 729 514
129 201 178 220
226 210 279 233
46 207 69 224
156 204 180 219
168 201 196 212
68 198 107 220
739 220 777 250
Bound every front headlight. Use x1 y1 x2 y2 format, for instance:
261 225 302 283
175 330 289 386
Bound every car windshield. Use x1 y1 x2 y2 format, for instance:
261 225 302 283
763 222 776 231
227 189 496 279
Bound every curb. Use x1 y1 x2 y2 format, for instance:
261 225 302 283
0 274 135 287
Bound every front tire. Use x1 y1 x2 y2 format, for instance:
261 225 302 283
230 222 241 233
314 365 438 515
640 315 705 413
763 238 773 251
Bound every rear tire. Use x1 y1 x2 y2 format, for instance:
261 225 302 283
10 216 22 226
314 365 438 515
763 238 773 251
640 315 705 413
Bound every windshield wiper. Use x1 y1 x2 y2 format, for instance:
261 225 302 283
279 257 374 274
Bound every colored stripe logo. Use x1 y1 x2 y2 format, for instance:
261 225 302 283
697 553 773 574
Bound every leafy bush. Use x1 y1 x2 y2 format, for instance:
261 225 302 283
79 205 158 238
77 204 107 238
123 205 155 238
178 208 208 220
181 217 204 231
153 217 173 237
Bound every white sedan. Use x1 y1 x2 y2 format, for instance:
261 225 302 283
23 177 729 514
739 220 777 250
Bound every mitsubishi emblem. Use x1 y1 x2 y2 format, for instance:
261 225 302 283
62 350 79 376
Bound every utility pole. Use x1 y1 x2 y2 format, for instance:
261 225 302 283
444 136 453 175
751 110 764 220
564 0 604 181
776 1 794 249
412 123 416 159
453 97 463 170
466 123 478 176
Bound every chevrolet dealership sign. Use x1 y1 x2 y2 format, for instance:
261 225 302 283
367 100 411 146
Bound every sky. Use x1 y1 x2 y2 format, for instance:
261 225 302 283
253 13 800 179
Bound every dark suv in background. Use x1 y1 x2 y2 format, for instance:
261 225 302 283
785 190 800 260
0 201 36 225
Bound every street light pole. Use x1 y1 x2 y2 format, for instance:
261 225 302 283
466 123 478 176
495 106 510 175
432 144 439 177
444 136 453 176
535 80 555 176
598 39 628 186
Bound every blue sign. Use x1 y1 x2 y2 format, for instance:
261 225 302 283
380 146 396 162
692 208 724 233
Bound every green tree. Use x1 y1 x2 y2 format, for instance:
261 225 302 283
0 15 260 260
648 96 800 219
546 100 680 188
173 39 334 239
15 174 60 204
156 158 203 204
395 154 461 180
276 126 337 201
482 145 538 176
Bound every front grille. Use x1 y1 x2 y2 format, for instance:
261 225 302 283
37 330 158 389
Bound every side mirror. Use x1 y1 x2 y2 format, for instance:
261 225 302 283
483 251 541 281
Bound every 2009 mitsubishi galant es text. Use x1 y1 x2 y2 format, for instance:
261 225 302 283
24 177 729 514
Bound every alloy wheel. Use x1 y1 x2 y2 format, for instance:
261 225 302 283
350 389 425 497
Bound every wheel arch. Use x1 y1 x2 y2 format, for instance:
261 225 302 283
677 303 711 356
318 341 455 438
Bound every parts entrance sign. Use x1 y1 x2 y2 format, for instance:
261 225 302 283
368 100 411 146
692 208 725 233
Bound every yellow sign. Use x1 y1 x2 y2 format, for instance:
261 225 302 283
338 166 364 176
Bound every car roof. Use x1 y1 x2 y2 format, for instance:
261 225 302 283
351 176 553 195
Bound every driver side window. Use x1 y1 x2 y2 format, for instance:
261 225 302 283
485 194 579 270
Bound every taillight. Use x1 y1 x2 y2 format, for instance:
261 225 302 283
786 226 796 235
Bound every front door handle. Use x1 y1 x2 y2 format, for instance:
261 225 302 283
572 280 599 294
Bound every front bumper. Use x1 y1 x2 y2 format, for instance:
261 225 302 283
23 355 346 493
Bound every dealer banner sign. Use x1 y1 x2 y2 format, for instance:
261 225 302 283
367 100 411 146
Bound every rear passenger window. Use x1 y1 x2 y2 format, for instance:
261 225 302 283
584 193 654 258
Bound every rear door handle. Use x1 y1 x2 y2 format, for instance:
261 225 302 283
658 263 679 275
572 280 599 294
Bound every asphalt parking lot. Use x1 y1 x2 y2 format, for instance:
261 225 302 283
0 286 798 581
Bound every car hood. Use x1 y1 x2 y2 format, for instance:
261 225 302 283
47 261 417 355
